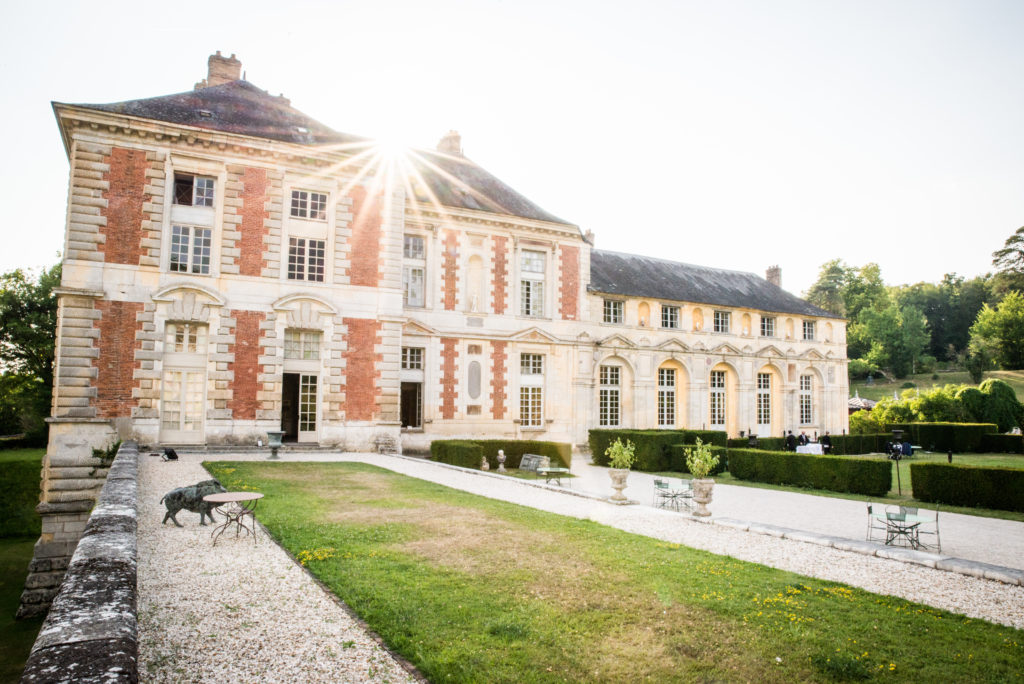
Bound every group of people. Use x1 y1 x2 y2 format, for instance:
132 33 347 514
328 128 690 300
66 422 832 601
784 430 833 454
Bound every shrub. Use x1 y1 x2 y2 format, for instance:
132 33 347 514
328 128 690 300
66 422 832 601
588 430 726 471
429 440 483 469
980 433 1024 454
0 450 43 537
849 410 885 435
684 439 720 479
605 439 636 469
829 434 889 455
472 440 571 469
955 386 986 422
728 449 891 496
888 422 997 452
978 379 1024 432
667 445 728 475
911 462 1024 512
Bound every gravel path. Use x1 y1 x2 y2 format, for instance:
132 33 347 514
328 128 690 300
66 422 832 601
137 454 416 684
138 449 1024 682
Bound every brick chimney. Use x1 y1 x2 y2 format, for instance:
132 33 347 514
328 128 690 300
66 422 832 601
196 51 241 89
766 265 782 288
437 130 463 156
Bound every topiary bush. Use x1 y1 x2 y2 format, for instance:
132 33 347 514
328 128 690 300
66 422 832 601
431 440 572 469
429 440 483 469
978 379 1024 432
588 430 726 471
911 462 1024 512
728 448 891 496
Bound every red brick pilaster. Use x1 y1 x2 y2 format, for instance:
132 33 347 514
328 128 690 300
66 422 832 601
342 318 382 421
489 341 507 419
491 236 507 314
440 337 458 419
559 244 580 321
91 300 143 418
236 167 270 277
442 230 459 311
227 310 266 420
349 186 382 287
100 147 149 265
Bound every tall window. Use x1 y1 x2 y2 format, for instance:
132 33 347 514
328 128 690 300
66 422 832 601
599 365 621 427
402 234 426 307
658 368 676 427
603 300 624 324
169 225 212 274
520 250 545 317
709 370 726 427
714 310 731 333
756 373 771 427
284 330 321 360
661 305 679 329
520 353 544 427
803 320 816 341
761 316 776 337
290 189 328 220
287 237 325 281
800 375 813 424
173 173 215 207
161 322 208 439
401 347 424 370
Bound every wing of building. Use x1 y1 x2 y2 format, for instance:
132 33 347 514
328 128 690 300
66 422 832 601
47 52 848 457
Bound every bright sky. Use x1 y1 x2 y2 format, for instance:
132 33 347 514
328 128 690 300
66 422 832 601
2 0 1022 297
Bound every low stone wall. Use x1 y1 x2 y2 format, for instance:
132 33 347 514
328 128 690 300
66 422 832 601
21 442 139 683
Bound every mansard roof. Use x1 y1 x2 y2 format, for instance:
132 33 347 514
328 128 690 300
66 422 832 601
65 80 574 227
589 250 840 319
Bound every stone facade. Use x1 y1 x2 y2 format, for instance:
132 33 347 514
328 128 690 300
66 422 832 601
23 54 848 614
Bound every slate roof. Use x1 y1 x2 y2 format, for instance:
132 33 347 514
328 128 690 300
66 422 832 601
589 250 840 319
62 80 574 227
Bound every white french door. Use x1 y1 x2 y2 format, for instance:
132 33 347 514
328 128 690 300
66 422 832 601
298 374 318 442
161 369 206 443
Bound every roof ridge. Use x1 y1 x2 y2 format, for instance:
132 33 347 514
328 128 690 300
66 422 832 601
592 248 763 280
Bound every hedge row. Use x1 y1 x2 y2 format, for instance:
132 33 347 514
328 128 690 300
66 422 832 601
980 433 1024 454
429 439 571 470
885 422 998 452
0 433 48 450
726 437 786 451
728 448 892 497
588 430 727 471
667 445 729 476
828 434 889 455
0 451 43 537
911 462 1024 512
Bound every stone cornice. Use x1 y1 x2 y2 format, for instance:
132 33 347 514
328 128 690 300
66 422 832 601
406 204 582 241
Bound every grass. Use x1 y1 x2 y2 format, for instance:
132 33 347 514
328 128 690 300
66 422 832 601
657 451 1024 522
207 460 1024 683
0 540 43 682
849 369 1024 402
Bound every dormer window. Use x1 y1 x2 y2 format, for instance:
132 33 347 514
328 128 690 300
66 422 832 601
173 173 215 207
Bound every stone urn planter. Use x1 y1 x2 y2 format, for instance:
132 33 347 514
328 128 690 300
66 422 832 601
608 468 630 502
691 478 715 517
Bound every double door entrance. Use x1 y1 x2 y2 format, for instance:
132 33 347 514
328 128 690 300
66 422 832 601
282 372 318 442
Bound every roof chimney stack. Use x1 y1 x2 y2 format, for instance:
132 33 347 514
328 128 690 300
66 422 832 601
437 130 463 156
196 51 241 89
766 265 782 288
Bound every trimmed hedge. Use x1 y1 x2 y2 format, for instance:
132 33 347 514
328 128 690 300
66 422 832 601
980 433 1024 454
911 462 1024 512
667 445 728 476
429 440 483 469
430 440 571 470
588 430 727 471
728 448 892 496
0 451 43 537
829 434 889 455
473 440 571 469
886 422 998 453
726 437 786 451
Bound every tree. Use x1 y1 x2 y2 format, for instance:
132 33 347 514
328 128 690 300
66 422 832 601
969 291 1024 370
859 302 929 378
805 259 846 315
992 226 1024 293
0 263 60 439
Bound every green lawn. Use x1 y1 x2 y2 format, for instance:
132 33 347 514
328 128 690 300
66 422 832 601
850 369 1024 402
0 540 43 683
207 461 1024 683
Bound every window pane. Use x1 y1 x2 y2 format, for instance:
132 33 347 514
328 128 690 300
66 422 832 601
404 266 424 307
169 225 189 272
308 239 325 282
194 177 215 207
290 190 308 218
404 235 425 259
288 237 305 280
309 192 327 220
191 228 212 274
521 250 545 273
662 306 678 328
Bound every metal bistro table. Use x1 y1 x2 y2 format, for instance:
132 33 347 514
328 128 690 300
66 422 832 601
872 509 924 549
203 492 264 546
535 466 571 486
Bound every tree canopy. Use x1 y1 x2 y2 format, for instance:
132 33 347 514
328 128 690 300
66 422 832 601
969 291 1024 371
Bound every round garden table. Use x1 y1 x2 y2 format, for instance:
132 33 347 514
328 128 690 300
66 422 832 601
203 492 264 546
